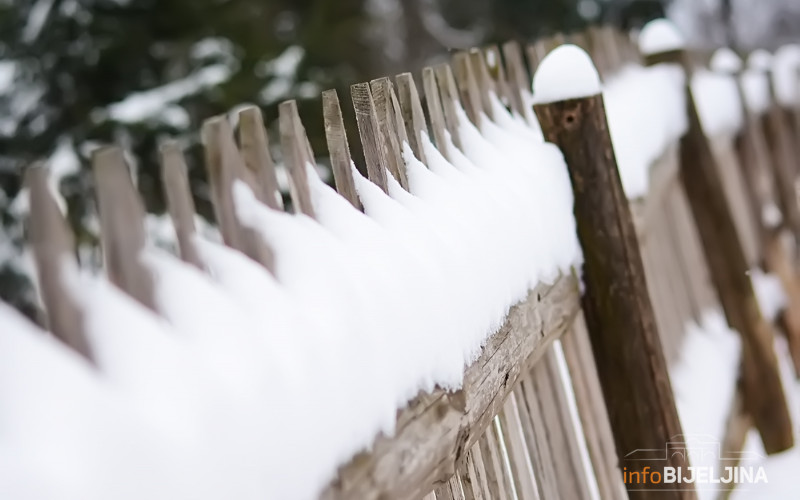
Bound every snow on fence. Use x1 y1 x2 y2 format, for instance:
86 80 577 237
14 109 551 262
3 19 800 500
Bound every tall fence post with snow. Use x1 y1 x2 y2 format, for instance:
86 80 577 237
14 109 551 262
532 43 696 500
640 18 796 456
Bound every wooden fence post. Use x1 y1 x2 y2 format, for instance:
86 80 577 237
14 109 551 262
322 89 363 210
643 40 794 453
237 105 284 210
715 52 800 376
533 45 696 500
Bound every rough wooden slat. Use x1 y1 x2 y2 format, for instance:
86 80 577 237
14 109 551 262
351 82 390 193
92 146 157 312
202 116 275 271
322 89 362 210
501 40 530 118
561 318 627 500
26 164 92 360
433 474 465 500
396 72 429 165
278 100 317 217
370 77 408 189
484 45 510 108
237 105 284 210
452 51 483 126
423 67 452 157
457 444 488 500
498 392 539 500
321 274 580 500
517 374 560 499
530 349 593 500
159 142 203 269
434 64 463 150
468 49 495 120
478 431 511 500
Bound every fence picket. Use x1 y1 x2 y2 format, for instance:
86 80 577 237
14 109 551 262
396 72 429 164
322 89 362 210
26 164 92 360
422 67 452 157
370 77 409 189
159 142 204 269
351 82 390 193
237 105 284 210
92 146 157 312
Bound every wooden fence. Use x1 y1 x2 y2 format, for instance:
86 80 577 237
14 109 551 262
20 22 800 500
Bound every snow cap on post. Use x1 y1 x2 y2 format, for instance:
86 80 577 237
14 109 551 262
773 44 800 106
710 48 743 74
532 44 601 105
748 49 773 72
638 18 685 56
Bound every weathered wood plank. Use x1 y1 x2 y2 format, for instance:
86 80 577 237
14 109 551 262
434 64 463 150
91 146 157 312
501 41 531 118
396 72 429 165
457 444 488 500
498 393 539 500
423 67 451 158
237 105 284 210
351 82 390 193
561 318 627 500
159 142 203 269
278 100 317 217
478 431 511 500
370 77 408 189
26 164 92 360
202 117 275 271
322 89 362 210
321 274 580 500
452 51 483 126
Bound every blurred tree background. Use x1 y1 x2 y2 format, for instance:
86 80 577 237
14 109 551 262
1 0 797 321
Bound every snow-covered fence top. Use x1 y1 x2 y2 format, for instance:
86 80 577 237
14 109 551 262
5 17 800 500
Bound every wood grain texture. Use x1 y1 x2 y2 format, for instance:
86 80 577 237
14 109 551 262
159 142 203 269
322 89 362 210
26 164 92 360
452 51 483 126
535 94 695 499
396 72 429 164
370 77 408 189
91 146 157 312
278 100 317 217
501 41 530 118
434 64 463 150
237 105 284 210
468 49 495 120
561 318 628 500
320 274 580 500
498 392 539 500
423 66 451 158
351 82 390 192
202 116 275 271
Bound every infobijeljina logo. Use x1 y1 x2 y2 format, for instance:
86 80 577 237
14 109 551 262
622 434 768 492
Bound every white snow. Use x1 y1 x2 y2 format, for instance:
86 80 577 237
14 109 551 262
603 64 687 198
710 48 744 75
638 18 686 56
772 44 800 107
692 69 744 137
748 49 774 73
0 96 581 500
741 69 773 114
670 310 741 500
532 44 602 104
